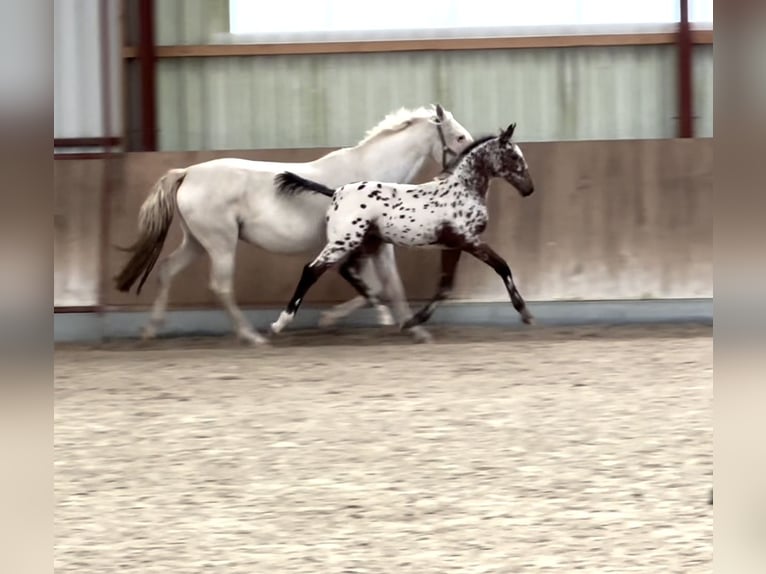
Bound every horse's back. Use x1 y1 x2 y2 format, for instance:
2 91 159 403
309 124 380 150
174 158 287 222
186 156 306 177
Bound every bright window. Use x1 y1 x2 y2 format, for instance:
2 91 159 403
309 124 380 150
229 0 712 36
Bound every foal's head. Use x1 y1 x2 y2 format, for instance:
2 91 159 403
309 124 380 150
490 123 534 197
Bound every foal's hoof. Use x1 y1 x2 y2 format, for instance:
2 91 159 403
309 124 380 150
269 311 294 336
521 311 535 325
401 314 423 331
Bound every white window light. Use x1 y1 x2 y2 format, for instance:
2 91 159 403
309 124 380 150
228 0 712 39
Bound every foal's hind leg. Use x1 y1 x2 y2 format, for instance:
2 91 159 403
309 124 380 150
271 246 347 334
142 231 203 340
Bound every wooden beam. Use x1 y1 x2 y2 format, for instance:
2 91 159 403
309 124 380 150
54 137 122 148
54 306 101 313
137 0 157 150
677 0 694 138
122 30 714 59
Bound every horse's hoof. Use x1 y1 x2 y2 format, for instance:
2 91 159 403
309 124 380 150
409 326 434 344
376 305 395 326
240 330 270 346
317 312 338 328
141 325 157 340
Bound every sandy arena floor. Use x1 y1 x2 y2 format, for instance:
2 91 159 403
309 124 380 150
55 323 712 573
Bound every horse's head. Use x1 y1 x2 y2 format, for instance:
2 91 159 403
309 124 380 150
494 123 534 197
427 104 474 170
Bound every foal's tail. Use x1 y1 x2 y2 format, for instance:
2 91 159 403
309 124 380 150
114 168 187 294
274 171 335 198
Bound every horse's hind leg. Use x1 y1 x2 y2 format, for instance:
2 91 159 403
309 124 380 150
317 295 368 328
208 247 268 345
142 229 202 340
337 256 393 325
320 256 393 327
372 244 434 343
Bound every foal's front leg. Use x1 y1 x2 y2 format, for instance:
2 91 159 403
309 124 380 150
464 242 534 324
401 249 462 329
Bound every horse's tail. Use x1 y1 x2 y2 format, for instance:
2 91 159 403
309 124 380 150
114 168 187 294
274 171 335 198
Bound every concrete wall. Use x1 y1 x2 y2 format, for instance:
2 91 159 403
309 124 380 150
54 159 105 306
54 138 712 309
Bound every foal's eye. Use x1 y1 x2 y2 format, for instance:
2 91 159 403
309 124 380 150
457 135 466 142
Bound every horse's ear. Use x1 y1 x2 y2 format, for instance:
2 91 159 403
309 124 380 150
434 103 445 121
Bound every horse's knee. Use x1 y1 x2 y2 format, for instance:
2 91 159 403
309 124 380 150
209 280 232 298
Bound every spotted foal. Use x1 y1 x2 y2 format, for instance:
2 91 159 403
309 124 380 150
270 123 535 335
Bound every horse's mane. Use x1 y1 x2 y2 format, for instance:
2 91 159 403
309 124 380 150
357 106 439 146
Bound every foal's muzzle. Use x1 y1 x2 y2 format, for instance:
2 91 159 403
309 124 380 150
514 176 534 197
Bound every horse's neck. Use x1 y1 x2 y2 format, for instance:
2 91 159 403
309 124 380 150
310 127 431 185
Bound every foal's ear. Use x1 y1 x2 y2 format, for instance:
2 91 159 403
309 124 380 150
434 103 445 122
499 122 517 144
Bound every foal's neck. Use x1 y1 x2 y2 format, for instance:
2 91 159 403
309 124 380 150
452 154 492 199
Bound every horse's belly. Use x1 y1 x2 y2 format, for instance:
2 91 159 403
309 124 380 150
240 212 327 255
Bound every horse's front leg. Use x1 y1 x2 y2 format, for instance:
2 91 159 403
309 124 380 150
463 242 534 324
401 249 462 330
319 255 393 328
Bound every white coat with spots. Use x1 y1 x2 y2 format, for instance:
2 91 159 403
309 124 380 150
271 123 536 335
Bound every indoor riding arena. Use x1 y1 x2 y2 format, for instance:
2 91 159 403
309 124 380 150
55 1 713 572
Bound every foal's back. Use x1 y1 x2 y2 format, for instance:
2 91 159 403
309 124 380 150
329 177 486 249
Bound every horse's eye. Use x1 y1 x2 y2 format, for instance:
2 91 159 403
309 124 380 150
457 135 466 142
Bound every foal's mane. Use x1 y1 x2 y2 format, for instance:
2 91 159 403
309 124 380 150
440 134 496 174
356 106 439 146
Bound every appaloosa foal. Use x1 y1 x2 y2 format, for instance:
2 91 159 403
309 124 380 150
270 123 535 335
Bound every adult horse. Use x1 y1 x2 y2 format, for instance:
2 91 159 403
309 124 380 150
114 104 473 345
269 123 536 336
